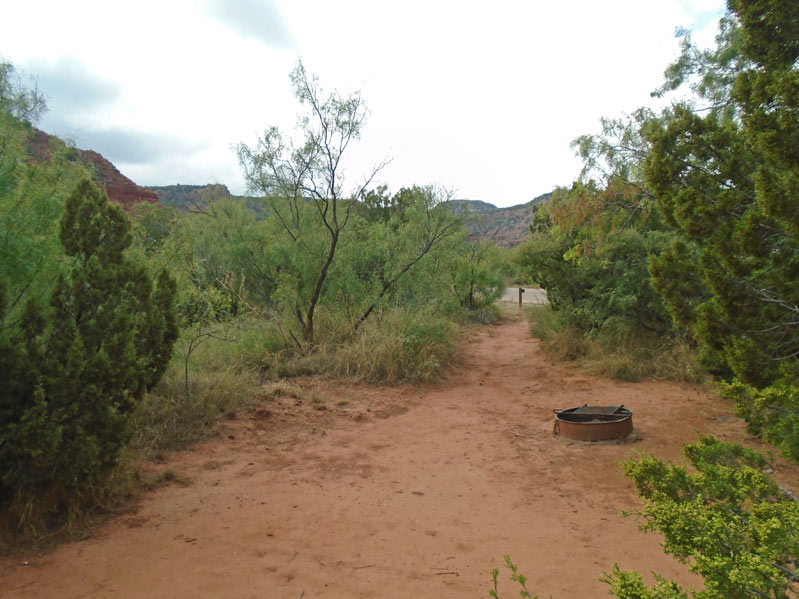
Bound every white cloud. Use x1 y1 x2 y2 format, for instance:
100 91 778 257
1 0 727 206
205 0 296 49
681 0 726 13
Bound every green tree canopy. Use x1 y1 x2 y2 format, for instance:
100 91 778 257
0 178 177 532
646 0 799 387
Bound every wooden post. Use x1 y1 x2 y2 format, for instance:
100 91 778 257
518 287 525 307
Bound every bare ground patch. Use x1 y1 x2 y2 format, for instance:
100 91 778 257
2 309 797 599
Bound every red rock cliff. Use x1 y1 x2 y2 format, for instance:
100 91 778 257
78 149 159 210
27 128 159 211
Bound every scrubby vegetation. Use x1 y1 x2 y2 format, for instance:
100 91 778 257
493 439 799 599
517 0 799 444
1 2 797 596
509 0 799 596
0 59 508 542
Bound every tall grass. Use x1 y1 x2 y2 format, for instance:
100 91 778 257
130 318 263 457
526 305 705 383
253 307 459 384
322 308 458 383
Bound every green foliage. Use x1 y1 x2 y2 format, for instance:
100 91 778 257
601 566 689 599
496 437 798 599
446 239 505 311
652 11 747 108
641 0 799 456
0 178 177 534
517 95 676 342
0 107 85 329
489 555 540 599
126 179 485 386
0 59 46 123
722 381 799 461
607 436 799 599
130 319 261 456
514 52 688 381
526 305 703 383
235 64 475 347
646 1 799 389
236 60 382 344
336 184 463 327
518 181 674 341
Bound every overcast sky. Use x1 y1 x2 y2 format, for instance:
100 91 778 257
2 0 726 207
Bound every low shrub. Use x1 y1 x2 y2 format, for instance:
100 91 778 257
493 437 799 599
526 305 704 383
722 381 799 461
129 317 262 456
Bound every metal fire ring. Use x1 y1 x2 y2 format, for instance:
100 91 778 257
553 405 634 441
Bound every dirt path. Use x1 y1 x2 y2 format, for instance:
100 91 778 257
3 311 797 598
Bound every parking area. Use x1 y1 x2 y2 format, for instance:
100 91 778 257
500 287 548 305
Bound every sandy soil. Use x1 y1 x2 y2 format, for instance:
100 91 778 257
2 310 797 599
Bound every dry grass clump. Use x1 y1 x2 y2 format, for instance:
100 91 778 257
318 309 458 384
259 380 327 410
259 308 459 384
260 380 305 399
526 305 706 384
130 328 261 458
0 461 148 549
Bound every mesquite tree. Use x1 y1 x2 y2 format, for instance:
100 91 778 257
237 61 387 345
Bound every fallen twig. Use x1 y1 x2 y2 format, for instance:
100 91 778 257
509 430 536 439
354 564 376 570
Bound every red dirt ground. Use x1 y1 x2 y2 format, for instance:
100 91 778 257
2 310 798 598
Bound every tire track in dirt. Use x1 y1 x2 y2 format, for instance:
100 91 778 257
3 311 797 598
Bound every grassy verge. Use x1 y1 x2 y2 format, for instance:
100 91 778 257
129 315 270 457
252 307 461 384
526 305 706 383
133 305 465 452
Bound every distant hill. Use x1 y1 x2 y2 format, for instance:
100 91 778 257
449 199 500 214
146 184 271 216
25 127 549 248
145 183 233 211
459 192 552 247
148 184 550 247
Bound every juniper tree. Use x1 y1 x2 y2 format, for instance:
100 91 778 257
646 0 799 387
236 61 387 345
0 178 177 530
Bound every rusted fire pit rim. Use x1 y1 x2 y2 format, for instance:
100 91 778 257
553 405 633 441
